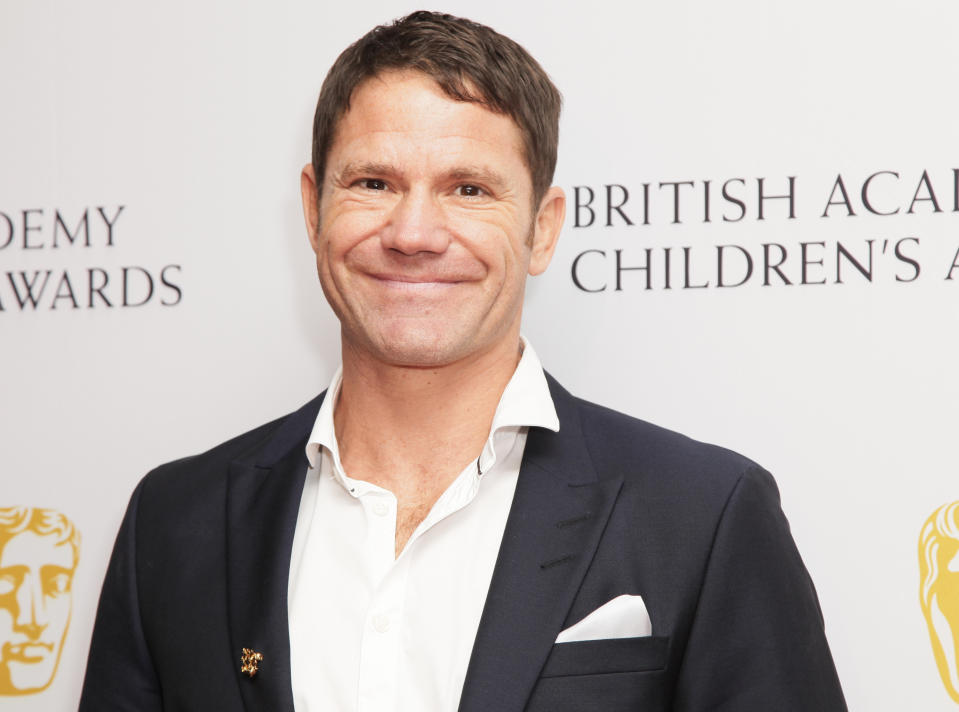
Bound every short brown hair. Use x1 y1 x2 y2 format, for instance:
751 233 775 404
311 11 562 204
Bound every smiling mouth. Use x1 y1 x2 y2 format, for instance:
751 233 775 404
369 273 466 289
3 641 53 663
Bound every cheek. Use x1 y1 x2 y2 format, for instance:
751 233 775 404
452 217 528 264
318 219 379 278
322 199 389 243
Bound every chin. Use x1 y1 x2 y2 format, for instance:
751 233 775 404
376 341 463 369
366 326 475 369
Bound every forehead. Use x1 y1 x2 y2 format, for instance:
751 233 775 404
327 70 528 176
1 531 73 568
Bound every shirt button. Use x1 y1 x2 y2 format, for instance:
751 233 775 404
372 502 389 517
372 614 391 633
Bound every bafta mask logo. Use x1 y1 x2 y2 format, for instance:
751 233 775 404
0 507 80 696
920 501 959 703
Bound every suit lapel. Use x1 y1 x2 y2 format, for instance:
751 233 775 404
225 394 324 712
459 378 623 712
221 380 616 711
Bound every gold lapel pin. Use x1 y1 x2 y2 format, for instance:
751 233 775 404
240 648 264 678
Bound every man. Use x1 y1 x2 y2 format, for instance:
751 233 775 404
80 11 846 711
0 506 79 696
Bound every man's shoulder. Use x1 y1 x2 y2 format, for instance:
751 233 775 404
576 394 758 471
556 383 769 501
553 386 786 551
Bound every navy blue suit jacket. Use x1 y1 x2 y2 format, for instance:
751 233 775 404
80 376 846 710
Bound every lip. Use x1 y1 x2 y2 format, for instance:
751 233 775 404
367 272 467 289
3 641 53 663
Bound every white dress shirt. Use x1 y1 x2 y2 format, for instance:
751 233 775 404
288 341 559 712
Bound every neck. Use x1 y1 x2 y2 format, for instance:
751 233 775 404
333 333 522 490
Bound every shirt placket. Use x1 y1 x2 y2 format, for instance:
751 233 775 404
356 487 406 712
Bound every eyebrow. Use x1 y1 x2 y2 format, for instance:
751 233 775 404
336 162 509 191
445 166 509 192
335 162 396 183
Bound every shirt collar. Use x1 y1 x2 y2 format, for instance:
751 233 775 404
477 338 558 473
304 337 559 479
305 365 343 472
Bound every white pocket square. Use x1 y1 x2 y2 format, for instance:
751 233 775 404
555 594 652 643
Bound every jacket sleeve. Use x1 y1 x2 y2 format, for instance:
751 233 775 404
673 467 847 711
78 480 163 711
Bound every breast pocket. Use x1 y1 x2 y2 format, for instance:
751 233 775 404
527 637 671 712
539 635 669 677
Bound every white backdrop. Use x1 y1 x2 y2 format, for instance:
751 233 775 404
3 1 958 709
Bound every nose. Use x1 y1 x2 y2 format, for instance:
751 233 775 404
14 572 48 640
379 188 452 255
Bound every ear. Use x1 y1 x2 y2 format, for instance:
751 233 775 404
528 186 565 276
300 164 321 252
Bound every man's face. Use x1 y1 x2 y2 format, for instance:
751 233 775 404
302 70 563 368
0 531 74 695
